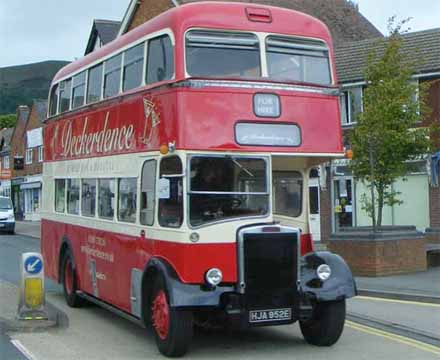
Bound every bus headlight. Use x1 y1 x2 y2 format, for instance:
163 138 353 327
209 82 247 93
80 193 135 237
316 264 331 281
205 268 222 286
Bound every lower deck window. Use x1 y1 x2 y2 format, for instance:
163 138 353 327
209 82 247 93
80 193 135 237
55 179 66 213
118 178 137 223
98 179 115 220
67 179 80 215
273 171 303 217
82 179 96 217
159 156 183 228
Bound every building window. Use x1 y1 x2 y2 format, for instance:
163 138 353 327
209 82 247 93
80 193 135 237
58 78 72 113
98 178 115 220
81 178 96 217
55 179 66 213
87 63 103 104
104 54 122 98
118 178 137 223
146 35 174 84
140 160 156 226
3 156 9 169
38 146 43 162
123 43 144 91
72 71 86 109
67 179 80 215
273 171 303 217
159 156 183 228
25 148 33 164
341 87 363 126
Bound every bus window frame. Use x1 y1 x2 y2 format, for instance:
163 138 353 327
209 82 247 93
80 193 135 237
158 155 185 229
46 28 175 119
186 153 271 230
183 28 334 86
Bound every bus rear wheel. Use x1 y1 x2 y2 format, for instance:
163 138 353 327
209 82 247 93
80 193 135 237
61 251 86 308
299 299 346 346
150 275 193 357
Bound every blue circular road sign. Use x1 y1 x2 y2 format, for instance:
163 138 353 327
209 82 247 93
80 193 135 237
24 256 43 275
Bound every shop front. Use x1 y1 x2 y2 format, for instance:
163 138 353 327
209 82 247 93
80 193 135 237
20 175 42 221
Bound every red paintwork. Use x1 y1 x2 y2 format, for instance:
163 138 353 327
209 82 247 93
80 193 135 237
152 290 170 340
42 2 342 313
301 233 314 255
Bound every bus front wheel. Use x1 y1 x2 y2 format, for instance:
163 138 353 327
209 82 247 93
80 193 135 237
150 275 193 357
61 251 86 308
299 299 346 346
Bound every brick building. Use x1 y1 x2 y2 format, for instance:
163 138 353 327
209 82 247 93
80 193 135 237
10 100 46 220
0 127 14 197
316 28 440 242
84 19 121 55
117 0 382 44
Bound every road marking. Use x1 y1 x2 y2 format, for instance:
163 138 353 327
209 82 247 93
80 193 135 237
355 295 440 308
10 339 38 360
346 320 440 356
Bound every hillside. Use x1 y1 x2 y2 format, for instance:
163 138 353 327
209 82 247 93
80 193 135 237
0 60 69 115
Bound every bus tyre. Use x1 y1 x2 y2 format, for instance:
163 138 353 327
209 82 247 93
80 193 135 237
61 251 86 308
299 299 346 346
151 276 193 357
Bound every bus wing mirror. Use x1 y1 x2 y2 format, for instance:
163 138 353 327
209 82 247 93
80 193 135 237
158 178 170 199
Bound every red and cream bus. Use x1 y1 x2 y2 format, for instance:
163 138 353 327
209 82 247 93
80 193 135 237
42 2 356 357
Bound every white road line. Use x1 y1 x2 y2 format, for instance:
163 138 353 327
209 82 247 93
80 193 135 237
10 339 38 360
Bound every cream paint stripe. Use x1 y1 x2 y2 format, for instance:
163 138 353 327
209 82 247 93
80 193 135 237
10 339 38 360
355 295 440 308
345 321 440 356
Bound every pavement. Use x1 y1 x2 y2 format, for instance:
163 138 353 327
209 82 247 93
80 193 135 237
356 268 440 303
15 221 41 239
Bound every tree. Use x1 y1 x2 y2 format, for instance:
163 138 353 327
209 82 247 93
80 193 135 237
349 19 432 227
0 114 16 128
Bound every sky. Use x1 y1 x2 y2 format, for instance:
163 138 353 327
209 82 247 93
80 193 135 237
0 0 438 68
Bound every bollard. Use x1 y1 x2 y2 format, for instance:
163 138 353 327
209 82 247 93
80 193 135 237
17 252 48 320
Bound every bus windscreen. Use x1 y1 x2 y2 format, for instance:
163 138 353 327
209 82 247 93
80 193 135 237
189 156 269 226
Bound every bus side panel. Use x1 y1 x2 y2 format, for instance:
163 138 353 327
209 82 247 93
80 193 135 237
41 218 66 282
152 241 237 284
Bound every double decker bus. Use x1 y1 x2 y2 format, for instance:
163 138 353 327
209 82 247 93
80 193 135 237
42 2 356 357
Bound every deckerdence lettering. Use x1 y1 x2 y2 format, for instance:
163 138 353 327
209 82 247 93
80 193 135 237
61 112 135 157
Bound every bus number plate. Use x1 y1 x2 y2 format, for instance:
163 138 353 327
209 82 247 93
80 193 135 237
249 308 292 323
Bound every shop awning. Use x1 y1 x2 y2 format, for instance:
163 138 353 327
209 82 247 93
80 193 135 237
20 182 41 190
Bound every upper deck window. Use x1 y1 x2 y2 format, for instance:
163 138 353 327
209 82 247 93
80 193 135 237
87 63 103 104
186 30 260 78
146 35 174 84
72 71 86 109
104 54 122 98
266 36 331 85
123 43 144 91
58 79 71 113
49 84 58 117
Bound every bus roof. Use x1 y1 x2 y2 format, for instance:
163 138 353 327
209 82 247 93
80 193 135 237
53 1 334 83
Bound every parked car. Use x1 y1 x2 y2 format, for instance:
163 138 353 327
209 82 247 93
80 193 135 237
0 197 15 234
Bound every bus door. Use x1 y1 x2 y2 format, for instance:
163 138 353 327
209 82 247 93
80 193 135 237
308 168 321 242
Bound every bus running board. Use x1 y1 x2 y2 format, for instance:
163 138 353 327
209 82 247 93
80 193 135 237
77 291 146 328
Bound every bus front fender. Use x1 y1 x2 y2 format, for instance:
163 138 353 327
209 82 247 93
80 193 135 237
143 257 234 309
300 251 357 302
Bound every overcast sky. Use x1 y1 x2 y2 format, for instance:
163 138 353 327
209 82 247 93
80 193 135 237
0 0 438 68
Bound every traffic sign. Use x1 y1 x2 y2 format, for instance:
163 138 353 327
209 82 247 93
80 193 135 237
18 252 48 320
24 255 43 275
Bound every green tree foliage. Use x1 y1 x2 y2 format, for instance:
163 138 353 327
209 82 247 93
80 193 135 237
0 113 16 128
349 19 432 227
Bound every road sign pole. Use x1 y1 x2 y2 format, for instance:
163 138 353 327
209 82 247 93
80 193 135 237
17 252 48 320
